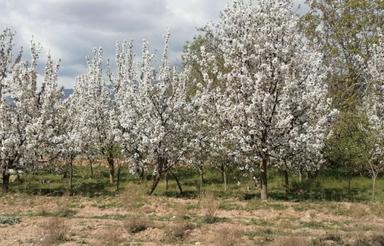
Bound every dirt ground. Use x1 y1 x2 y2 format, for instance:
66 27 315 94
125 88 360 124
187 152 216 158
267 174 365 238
1 189 384 245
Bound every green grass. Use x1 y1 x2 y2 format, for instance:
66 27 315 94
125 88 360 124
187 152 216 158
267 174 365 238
2 164 383 203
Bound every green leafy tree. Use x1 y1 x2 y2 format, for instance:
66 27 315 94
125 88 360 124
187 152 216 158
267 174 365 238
302 0 384 180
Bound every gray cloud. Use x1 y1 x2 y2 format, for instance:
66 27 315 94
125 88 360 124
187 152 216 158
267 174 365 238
0 0 306 88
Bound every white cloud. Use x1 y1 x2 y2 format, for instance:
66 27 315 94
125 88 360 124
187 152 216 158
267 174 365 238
0 0 306 88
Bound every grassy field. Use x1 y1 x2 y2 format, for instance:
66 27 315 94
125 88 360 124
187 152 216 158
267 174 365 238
1 165 384 245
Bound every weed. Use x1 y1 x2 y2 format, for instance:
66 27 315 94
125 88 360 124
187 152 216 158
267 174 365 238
200 192 219 224
311 233 344 245
36 207 76 218
124 215 152 234
0 215 21 225
166 221 195 241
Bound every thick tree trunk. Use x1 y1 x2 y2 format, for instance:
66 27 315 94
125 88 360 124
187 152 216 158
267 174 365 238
139 167 146 184
2 169 10 193
107 157 115 184
148 157 166 195
260 158 268 201
149 174 161 195
170 170 183 195
283 170 289 194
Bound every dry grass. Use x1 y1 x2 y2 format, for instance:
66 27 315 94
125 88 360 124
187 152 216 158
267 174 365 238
211 226 244 246
353 235 384 246
272 237 308 246
200 192 219 223
120 184 147 210
166 221 195 242
40 217 68 246
124 215 153 234
96 226 125 246
1 194 384 245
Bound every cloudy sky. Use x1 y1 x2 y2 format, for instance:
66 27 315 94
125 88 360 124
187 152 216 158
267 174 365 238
0 0 306 88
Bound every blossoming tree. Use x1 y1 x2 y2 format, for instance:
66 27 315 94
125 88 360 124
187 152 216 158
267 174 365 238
190 0 335 200
0 28 63 192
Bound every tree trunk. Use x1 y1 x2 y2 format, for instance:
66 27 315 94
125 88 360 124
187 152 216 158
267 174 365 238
372 174 377 201
2 169 10 193
223 167 227 192
199 167 204 193
140 167 145 182
69 158 74 194
63 167 68 179
165 171 169 191
87 157 94 179
221 163 225 183
107 157 115 184
116 161 122 191
149 174 161 195
299 170 303 183
260 158 268 201
348 176 351 194
170 170 183 195
148 157 166 195
283 170 289 194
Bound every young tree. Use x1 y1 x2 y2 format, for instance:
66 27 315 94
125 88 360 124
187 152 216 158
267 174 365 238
183 30 233 192
73 48 122 185
365 31 384 201
30 54 65 167
120 35 190 195
190 0 334 200
0 28 62 192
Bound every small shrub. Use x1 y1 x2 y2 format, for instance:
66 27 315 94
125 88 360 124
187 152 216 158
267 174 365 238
53 207 76 218
311 233 343 245
0 216 21 225
41 217 68 246
124 215 152 234
200 192 219 224
203 215 221 224
37 207 76 218
167 222 195 241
